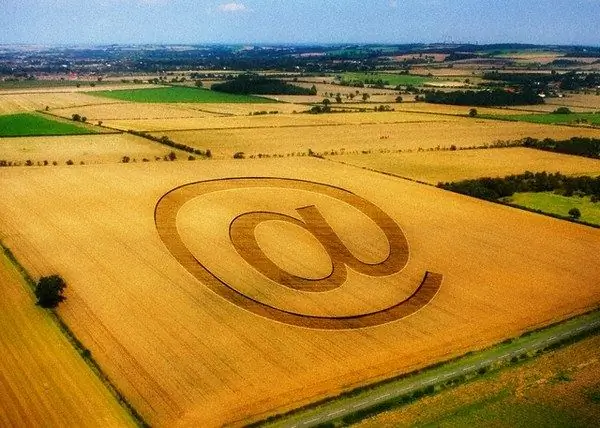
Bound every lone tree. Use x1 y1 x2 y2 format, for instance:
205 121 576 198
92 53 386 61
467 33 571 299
468 108 478 117
568 207 581 219
35 275 67 308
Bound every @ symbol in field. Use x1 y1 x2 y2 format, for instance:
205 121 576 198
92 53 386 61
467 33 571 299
155 177 442 329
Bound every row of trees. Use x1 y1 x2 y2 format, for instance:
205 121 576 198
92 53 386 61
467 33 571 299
423 88 544 106
127 130 211 158
212 73 316 95
521 137 600 159
438 171 600 202
483 71 600 91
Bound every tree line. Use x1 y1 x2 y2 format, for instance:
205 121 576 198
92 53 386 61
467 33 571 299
483 71 600 91
211 74 316 95
438 171 600 202
521 137 600 159
422 88 544 106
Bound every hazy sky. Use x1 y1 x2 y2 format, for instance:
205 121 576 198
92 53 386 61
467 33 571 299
1 0 599 46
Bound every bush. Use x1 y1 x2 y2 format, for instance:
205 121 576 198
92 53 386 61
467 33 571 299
553 107 572 114
468 108 478 117
233 152 245 159
35 275 67 308
568 207 581 219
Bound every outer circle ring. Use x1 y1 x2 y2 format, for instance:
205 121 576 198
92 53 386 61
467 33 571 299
154 177 442 329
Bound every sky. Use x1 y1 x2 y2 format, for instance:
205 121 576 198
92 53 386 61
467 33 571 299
1 0 599 46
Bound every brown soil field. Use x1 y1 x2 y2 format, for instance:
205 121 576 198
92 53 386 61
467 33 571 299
0 252 134 427
0 92 119 114
332 147 600 184
154 119 600 159
0 133 180 164
105 110 460 132
357 334 600 427
0 158 598 426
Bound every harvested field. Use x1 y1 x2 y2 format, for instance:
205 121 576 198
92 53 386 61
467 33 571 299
357 334 600 427
392 103 526 116
0 92 118 114
106 110 460 132
155 120 600 159
332 148 600 184
482 112 600 127
50 103 219 122
503 103 596 113
546 94 600 112
0 133 179 164
0 252 134 427
91 86 273 104
0 158 598 426
183 102 309 116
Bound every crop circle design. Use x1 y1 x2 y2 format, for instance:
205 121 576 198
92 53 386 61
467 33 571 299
155 178 442 329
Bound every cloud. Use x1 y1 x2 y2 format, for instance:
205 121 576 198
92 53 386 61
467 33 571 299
218 2 247 12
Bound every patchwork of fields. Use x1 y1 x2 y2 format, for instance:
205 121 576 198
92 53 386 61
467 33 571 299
332 147 600 184
0 159 599 426
152 119 600 159
1 83 599 427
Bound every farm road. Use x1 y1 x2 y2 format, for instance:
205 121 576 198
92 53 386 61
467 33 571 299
261 311 600 428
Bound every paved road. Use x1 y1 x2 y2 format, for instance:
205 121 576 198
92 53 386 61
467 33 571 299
262 313 600 428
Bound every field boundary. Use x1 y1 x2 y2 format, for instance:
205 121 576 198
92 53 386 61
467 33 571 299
328 158 600 229
0 240 148 428
255 307 600 427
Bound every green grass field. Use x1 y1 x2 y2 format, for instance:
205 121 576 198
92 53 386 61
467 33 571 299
340 72 429 87
0 113 96 137
506 192 600 225
481 112 600 126
90 86 276 103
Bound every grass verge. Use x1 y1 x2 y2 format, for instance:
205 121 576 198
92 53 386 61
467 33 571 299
257 307 600 427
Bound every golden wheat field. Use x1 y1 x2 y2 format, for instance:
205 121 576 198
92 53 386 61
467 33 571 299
0 92 119 114
0 133 182 164
50 102 219 121
102 110 460 132
153 119 600 159
0 158 598 426
392 102 555 116
0 253 134 427
332 147 600 184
